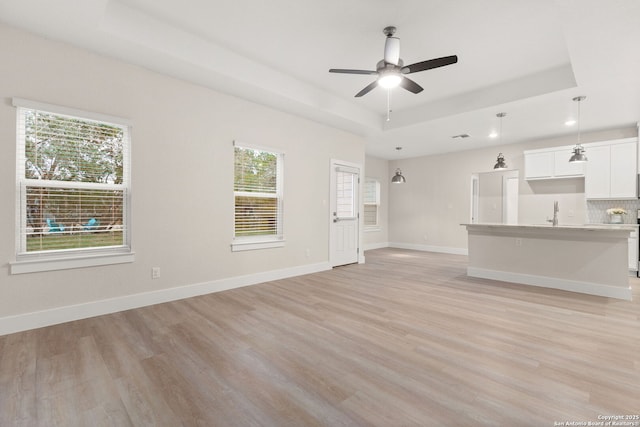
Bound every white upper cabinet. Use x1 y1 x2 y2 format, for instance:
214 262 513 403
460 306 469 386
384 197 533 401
610 142 637 198
524 151 553 179
584 145 611 198
524 145 585 180
584 139 637 199
553 149 587 177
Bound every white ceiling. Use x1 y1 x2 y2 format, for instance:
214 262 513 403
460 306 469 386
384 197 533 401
1 0 639 159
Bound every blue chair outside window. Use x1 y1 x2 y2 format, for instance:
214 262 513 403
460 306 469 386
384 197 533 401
83 218 99 231
46 218 65 232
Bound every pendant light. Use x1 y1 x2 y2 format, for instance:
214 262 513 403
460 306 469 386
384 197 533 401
493 112 508 169
391 146 406 183
391 168 406 183
569 96 587 163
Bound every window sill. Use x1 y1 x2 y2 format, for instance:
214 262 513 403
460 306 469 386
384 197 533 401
10 251 135 274
364 226 382 233
231 239 285 252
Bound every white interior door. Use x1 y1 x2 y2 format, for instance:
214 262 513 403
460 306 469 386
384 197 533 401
330 161 360 267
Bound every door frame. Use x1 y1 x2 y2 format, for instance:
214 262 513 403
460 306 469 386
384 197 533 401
329 159 363 267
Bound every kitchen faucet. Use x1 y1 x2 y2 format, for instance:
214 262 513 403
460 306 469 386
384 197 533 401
547 201 559 226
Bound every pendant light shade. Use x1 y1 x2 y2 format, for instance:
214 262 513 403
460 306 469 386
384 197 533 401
494 153 507 169
569 96 587 163
391 168 406 184
569 145 588 162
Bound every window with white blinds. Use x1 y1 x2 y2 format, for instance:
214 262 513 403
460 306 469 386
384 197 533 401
364 178 380 228
13 99 132 268
233 143 284 251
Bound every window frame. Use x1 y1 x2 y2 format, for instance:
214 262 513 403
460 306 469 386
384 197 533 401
231 141 285 252
10 98 134 274
363 177 381 231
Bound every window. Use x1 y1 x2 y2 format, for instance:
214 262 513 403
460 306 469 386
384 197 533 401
12 98 133 274
364 178 380 229
232 142 284 251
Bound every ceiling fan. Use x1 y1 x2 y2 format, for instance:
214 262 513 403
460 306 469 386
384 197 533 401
329 26 458 97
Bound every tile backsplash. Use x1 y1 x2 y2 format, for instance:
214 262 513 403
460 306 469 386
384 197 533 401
586 199 640 224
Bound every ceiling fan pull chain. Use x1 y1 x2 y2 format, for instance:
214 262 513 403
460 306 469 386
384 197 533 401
387 88 392 121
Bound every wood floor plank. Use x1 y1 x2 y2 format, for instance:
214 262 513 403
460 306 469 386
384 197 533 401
1 248 639 425
0 331 37 427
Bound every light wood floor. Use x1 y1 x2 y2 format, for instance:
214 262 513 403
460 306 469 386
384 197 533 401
2 248 640 426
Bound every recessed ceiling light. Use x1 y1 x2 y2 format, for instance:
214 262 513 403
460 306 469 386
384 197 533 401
565 119 576 126
489 131 498 138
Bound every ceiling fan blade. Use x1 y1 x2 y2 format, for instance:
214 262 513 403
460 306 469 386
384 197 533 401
384 36 400 65
329 68 377 75
399 77 424 94
355 81 378 97
401 55 458 74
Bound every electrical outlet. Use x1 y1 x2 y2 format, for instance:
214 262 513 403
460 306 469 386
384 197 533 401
151 267 161 279
515 238 522 247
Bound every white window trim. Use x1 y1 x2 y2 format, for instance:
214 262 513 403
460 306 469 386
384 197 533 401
10 251 136 275
11 98 134 274
232 140 284 252
231 239 286 252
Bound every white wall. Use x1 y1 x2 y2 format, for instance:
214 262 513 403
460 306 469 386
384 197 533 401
363 155 389 250
389 127 637 253
0 24 365 331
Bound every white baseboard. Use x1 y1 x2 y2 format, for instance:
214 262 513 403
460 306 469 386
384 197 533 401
0 261 332 336
467 267 632 300
363 242 390 251
389 242 468 256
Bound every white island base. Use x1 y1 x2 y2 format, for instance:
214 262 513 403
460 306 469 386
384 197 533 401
462 224 633 300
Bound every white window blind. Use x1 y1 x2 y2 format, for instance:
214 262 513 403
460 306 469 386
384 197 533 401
233 144 283 246
15 102 131 259
364 178 380 227
336 171 356 218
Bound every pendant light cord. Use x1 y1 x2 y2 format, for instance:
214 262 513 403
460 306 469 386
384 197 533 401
577 97 582 147
386 89 391 122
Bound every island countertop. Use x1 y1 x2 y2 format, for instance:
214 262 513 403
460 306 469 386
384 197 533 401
461 223 635 233
461 222 633 300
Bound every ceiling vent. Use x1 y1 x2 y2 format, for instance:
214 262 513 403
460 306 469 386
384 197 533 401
451 134 470 139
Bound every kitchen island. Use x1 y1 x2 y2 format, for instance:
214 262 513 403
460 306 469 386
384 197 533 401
462 223 634 300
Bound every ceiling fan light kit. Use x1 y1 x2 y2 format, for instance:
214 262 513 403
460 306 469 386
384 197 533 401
377 70 402 89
